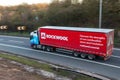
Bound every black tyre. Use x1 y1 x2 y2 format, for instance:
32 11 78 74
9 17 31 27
33 45 37 49
42 45 46 50
46 47 51 52
88 54 95 60
53 48 56 52
73 52 79 57
80 53 87 59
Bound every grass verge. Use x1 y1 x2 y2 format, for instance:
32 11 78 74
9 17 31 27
0 52 97 80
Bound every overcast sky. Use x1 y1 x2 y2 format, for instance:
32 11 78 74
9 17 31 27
0 0 51 6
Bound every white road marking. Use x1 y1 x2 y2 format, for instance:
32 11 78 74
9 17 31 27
0 43 120 69
9 40 24 44
114 48 120 51
0 39 4 41
111 55 120 59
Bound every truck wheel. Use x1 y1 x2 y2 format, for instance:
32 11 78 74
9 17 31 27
88 54 95 60
33 45 37 49
80 53 87 59
73 52 79 57
42 45 46 51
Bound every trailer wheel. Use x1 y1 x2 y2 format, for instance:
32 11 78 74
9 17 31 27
73 52 79 57
52 48 56 52
46 47 52 52
88 54 95 60
80 53 87 59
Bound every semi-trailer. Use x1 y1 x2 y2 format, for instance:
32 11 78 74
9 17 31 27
30 26 114 60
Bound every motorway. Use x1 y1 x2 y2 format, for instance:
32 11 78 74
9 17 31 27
0 35 120 80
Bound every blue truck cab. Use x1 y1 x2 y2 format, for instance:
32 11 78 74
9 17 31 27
30 30 39 48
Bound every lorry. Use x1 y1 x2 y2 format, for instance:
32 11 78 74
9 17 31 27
30 26 114 60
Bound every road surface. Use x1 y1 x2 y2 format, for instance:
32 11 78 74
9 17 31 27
0 35 120 80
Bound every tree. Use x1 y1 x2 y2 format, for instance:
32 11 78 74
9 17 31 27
80 0 99 27
102 0 120 28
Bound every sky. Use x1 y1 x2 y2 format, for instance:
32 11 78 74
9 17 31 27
0 0 51 6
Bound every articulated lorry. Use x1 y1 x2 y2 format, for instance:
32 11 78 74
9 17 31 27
30 26 114 60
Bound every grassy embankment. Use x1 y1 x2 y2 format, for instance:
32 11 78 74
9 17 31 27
0 52 97 80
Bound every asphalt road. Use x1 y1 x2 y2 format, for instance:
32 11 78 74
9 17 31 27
0 35 120 80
